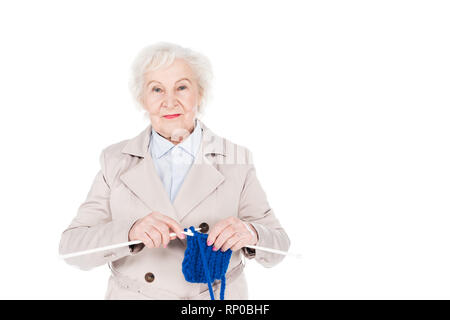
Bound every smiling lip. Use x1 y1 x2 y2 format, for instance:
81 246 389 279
163 114 181 119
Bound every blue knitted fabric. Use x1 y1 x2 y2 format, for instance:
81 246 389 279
182 226 232 300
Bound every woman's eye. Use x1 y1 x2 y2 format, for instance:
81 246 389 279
152 87 162 93
178 85 187 90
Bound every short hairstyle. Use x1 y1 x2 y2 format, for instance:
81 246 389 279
129 41 214 116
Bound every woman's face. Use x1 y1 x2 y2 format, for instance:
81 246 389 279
142 58 202 143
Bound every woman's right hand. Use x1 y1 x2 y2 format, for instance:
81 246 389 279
128 211 185 249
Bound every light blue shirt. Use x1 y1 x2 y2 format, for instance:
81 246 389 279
149 119 203 203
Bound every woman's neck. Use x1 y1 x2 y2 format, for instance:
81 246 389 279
157 122 196 145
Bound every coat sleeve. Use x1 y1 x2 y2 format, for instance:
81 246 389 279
238 150 291 268
59 148 141 270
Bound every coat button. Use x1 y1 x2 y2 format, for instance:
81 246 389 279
199 222 209 233
144 272 155 283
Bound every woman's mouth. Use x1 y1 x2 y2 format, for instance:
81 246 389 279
163 114 181 119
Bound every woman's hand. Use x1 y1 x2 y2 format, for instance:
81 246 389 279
128 211 185 249
207 217 258 252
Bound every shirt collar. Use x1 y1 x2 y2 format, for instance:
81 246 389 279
150 118 202 159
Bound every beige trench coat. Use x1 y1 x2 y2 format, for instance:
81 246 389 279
59 119 290 299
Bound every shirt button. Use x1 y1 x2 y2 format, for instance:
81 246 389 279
144 272 155 283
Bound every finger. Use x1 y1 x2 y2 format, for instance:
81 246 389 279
151 221 170 248
213 225 237 251
142 232 155 249
149 211 162 218
158 215 185 240
147 226 162 248
230 238 249 252
207 217 235 246
221 232 248 252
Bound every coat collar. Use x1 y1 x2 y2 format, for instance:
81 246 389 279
119 118 226 223
150 118 203 159
121 118 226 158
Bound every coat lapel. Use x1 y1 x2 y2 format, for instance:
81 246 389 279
172 146 225 222
118 119 226 223
119 124 179 223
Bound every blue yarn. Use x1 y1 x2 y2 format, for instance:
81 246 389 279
182 226 232 300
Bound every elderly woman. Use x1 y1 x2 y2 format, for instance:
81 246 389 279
59 42 290 300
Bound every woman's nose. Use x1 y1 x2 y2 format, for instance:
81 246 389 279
164 92 178 109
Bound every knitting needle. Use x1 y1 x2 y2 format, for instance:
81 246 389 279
245 245 301 259
60 228 301 259
59 228 199 259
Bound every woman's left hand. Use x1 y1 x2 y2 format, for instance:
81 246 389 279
207 217 258 252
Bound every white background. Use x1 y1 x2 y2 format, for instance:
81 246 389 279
0 0 449 299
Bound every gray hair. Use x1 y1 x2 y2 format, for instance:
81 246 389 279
129 41 214 117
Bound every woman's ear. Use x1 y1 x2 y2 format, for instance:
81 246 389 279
198 86 204 102
197 87 204 112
